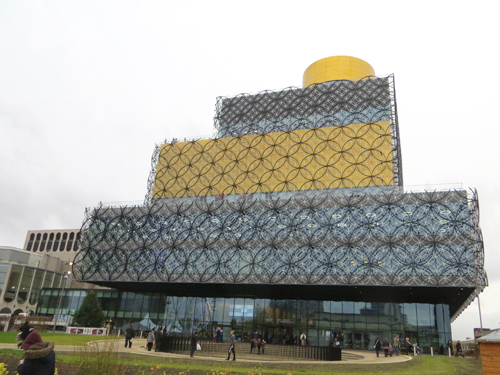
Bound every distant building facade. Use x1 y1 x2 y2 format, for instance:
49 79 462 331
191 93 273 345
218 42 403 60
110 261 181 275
23 229 105 290
0 229 108 316
0 246 67 315
24 229 81 264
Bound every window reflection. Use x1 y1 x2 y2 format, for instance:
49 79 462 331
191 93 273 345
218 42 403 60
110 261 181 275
17 268 34 304
33 291 454 351
0 264 12 301
4 266 22 302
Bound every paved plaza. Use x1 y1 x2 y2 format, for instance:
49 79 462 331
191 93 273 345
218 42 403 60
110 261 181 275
1 339 413 365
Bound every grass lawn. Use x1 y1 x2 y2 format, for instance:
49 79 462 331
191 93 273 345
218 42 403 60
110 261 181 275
0 348 483 375
0 331 120 345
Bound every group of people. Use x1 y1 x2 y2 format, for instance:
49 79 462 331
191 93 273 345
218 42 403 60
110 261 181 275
328 332 345 348
373 335 418 357
147 327 169 351
447 340 465 357
249 332 266 354
190 329 237 361
373 335 466 358
213 327 224 342
123 325 169 352
125 326 467 361
16 322 56 375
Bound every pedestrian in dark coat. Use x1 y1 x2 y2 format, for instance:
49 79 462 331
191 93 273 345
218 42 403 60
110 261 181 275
18 321 32 349
374 337 381 357
190 332 198 358
405 337 412 354
338 332 344 348
455 340 465 357
383 338 390 357
446 340 453 356
17 331 55 375
226 330 236 361
154 329 162 352
328 333 335 347
256 338 262 354
125 325 134 348
219 328 224 343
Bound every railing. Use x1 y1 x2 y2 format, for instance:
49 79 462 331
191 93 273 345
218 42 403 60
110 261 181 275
158 335 342 361
403 182 463 192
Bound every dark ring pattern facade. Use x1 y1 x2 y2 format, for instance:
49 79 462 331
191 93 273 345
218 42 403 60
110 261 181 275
74 189 486 292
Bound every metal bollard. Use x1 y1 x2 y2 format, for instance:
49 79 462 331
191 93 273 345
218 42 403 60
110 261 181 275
448 347 451 357
431 347 433 356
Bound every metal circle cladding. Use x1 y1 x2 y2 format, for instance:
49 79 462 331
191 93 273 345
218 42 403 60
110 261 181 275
152 123 394 199
74 189 485 288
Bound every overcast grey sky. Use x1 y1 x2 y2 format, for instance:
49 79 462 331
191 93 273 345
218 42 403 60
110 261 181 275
1 1 499 340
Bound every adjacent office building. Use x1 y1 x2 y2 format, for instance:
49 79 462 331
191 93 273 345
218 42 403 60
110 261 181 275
41 56 486 350
0 229 103 318
0 246 68 316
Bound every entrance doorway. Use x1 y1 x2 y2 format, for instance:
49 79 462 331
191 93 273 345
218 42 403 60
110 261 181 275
259 324 295 345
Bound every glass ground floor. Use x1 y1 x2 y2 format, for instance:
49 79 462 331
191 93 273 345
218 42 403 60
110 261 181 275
37 289 452 352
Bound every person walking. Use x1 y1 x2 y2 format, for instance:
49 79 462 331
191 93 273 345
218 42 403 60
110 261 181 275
17 331 55 375
374 337 381 358
447 340 453 356
226 330 236 361
190 332 198 358
154 328 162 352
18 321 32 349
338 332 344 348
455 340 465 357
124 325 134 348
329 333 335 347
215 328 220 342
405 337 412 355
382 338 390 357
219 328 224 343
393 335 400 356
147 329 155 351
300 332 307 346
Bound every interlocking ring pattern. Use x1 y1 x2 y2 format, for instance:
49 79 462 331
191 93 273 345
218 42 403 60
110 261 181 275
215 76 392 137
75 73 485 323
152 122 394 199
145 75 402 203
74 189 486 289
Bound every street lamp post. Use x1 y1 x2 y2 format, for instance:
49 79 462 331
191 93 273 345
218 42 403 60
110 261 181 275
52 270 71 333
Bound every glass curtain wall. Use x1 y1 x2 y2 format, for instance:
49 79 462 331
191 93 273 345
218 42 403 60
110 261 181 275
29 270 45 305
0 264 10 299
17 268 34 304
3 265 23 302
36 290 452 352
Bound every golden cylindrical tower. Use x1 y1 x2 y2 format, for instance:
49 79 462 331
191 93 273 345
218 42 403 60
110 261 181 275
303 56 375 87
